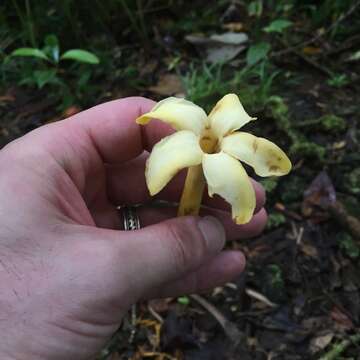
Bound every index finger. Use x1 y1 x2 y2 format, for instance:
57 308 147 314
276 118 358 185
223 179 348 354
65 96 173 164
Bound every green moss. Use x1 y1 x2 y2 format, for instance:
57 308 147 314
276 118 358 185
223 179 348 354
320 114 346 132
267 95 289 118
267 212 286 229
344 168 360 195
295 114 346 132
337 232 359 259
281 175 306 202
266 96 298 142
340 194 360 218
260 178 278 193
290 141 326 161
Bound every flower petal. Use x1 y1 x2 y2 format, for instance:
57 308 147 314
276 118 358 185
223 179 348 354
208 93 256 139
146 130 203 195
136 97 208 135
202 152 256 224
221 132 292 176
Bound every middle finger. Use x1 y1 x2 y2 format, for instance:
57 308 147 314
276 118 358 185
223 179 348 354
106 153 266 213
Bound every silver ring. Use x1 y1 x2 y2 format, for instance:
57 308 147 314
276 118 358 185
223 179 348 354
118 206 140 230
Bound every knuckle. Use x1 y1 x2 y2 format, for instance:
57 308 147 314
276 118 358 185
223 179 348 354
165 219 205 273
251 210 268 237
166 223 190 272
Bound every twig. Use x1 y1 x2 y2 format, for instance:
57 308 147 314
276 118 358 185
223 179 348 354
128 303 137 343
245 288 278 308
273 0 360 58
276 38 332 76
147 303 164 324
325 33 360 56
319 333 360 360
327 201 360 242
290 49 332 76
132 349 177 360
318 280 358 327
190 294 243 344
296 227 304 246
274 203 303 221
289 222 304 246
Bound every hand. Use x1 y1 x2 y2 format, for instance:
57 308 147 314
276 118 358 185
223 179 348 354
0 97 267 359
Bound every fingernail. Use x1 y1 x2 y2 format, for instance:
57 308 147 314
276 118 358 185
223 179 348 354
198 216 226 254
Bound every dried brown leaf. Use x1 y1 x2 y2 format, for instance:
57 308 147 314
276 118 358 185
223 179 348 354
148 74 184 96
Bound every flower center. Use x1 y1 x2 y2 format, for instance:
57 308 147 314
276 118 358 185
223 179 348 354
200 127 219 154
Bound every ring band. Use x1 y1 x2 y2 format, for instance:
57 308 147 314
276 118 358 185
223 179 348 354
118 206 140 230
116 205 140 342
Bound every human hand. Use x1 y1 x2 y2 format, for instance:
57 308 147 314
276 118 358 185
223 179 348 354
0 97 267 359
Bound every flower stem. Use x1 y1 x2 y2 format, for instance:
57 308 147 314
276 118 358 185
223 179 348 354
178 165 206 216
178 128 217 217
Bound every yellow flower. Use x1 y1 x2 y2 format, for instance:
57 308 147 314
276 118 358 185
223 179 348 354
136 94 291 224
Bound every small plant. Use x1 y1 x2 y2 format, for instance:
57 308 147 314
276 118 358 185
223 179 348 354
181 62 227 111
262 263 286 302
246 42 271 66
327 73 349 88
6 34 100 108
267 264 284 289
118 0 149 44
237 61 280 111
182 61 280 114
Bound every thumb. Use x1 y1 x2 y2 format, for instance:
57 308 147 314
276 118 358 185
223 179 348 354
108 215 225 297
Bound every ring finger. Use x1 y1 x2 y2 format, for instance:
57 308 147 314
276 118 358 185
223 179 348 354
91 202 267 241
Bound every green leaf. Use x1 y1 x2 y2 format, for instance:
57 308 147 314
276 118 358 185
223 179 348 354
348 50 360 62
61 49 100 64
327 73 348 88
33 69 58 89
248 0 263 17
10 48 49 61
45 34 59 48
264 19 293 33
260 178 278 192
246 42 271 66
177 296 190 305
77 69 92 88
266 212 286 230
